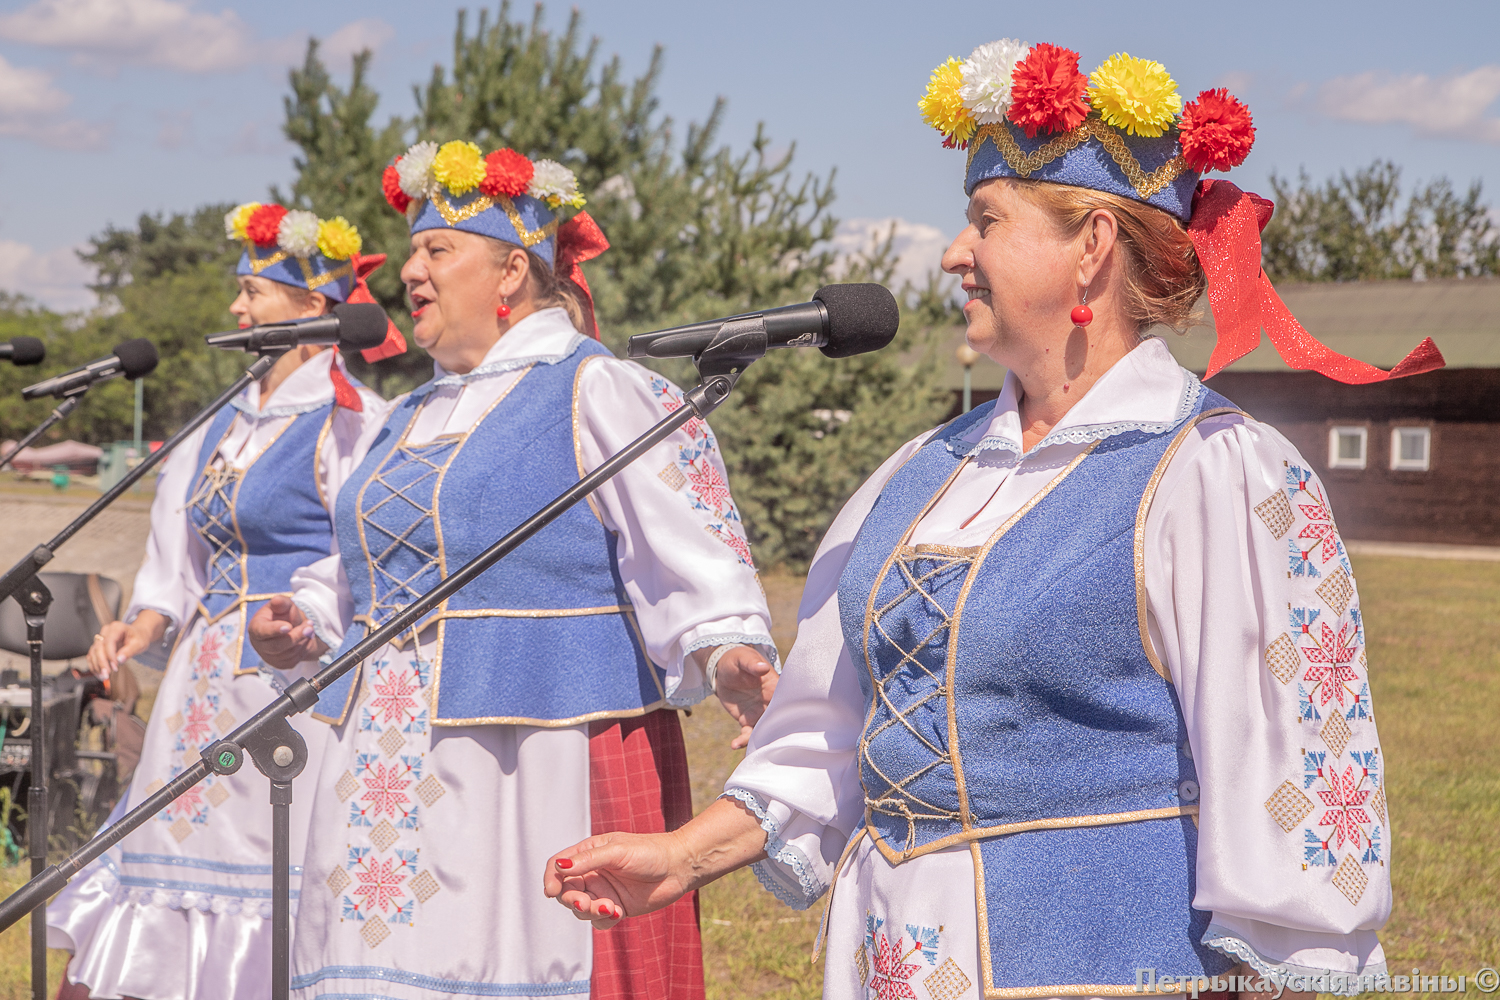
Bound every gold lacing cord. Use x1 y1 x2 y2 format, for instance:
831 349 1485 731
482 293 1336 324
361 441 454 623
188 465 247 604
967 117 1189 201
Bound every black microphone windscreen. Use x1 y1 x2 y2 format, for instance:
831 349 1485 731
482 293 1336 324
813 284 900 359
333 303 390 351
115 338 159 380
9 337 44 366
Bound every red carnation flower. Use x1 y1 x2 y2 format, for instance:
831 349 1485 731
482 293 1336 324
245 204 288 247
1007 43 1091 139
1178 88 1256 173
480 148 534 198
382 163 411 213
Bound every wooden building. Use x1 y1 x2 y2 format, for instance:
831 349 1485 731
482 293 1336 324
942 277 1500 546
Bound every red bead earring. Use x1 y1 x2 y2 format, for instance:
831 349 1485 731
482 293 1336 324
1070 287 1093 328
496 297 511 319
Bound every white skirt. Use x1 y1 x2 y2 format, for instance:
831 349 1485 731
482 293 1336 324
47 612 330 1000
289 635 594 1000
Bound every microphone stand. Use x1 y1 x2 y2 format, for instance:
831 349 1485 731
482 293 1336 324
0 394 84 473
0 321 766 1000
0 351 279 1000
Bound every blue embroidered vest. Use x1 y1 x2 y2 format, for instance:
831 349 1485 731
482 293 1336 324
312 337 660 727
187 402 337 675
838 385 1242 995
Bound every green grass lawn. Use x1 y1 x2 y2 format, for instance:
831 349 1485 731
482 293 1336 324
0 558 1492 999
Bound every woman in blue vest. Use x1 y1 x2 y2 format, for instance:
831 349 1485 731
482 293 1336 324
49 202 399 1000
544 41 1445 999
247 142 777 1000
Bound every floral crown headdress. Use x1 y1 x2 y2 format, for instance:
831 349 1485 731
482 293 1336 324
921 41 1444 384
382 140 610 338
226 202 406 364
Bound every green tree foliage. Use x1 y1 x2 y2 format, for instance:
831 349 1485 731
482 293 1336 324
1262 160 1499 283
283 1 950 569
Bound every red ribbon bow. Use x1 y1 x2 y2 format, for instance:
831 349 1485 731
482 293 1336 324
347 253 409 363
1186 179 1445 384
554 211 610 340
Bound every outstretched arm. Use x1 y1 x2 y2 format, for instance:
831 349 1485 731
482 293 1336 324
543 796 768 929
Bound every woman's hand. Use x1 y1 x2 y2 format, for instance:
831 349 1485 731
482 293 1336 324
87 610 167 677
544 797 769 929
247 596 328 670
704 644 778 749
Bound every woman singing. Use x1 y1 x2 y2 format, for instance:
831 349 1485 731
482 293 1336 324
249 141 777 1000
545 40 1442 999
49 202 401 1000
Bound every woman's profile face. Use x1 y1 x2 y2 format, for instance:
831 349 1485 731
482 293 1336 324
229 275 324 328
400 228 508 374
941 180 1081 367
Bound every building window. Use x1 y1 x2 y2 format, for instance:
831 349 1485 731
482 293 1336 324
1391 426 1431 471
1328 426 1368 469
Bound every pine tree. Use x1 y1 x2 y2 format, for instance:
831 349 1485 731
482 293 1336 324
283 2 950 570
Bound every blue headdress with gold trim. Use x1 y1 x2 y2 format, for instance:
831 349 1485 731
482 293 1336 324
226 202 363 302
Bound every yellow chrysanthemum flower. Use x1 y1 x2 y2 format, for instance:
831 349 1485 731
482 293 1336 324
228 202 260 241
432 140 487 196
317 216 362 261
919 57 977 146
1088 53 1182 138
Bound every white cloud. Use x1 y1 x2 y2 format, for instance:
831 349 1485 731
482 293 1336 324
1215 71 1254 95
321 18 396 68
0 241 96 312
830 217 954 292
0 0 394 74
0 0 253 73
0 54 108 149
1318 66 1500 143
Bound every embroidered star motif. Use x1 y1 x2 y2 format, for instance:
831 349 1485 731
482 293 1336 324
869 933 922 1000
1302 621 1360 708
180 698 216 747
1316 765 1373 851
360 761 413 819
369 668 420 725
352 856 408 914
687 462 731 513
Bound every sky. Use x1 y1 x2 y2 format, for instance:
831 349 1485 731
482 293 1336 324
0 0 1496 311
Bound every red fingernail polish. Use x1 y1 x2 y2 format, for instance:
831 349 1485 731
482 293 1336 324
613 906 622 919
574 900 584 911
555 858 573 870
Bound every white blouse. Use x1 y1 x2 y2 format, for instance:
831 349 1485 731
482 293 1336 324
289 307 775 702
725 336 1390 988
127 349 390 652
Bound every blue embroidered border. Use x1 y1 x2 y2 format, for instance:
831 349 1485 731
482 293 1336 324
288 965 590 996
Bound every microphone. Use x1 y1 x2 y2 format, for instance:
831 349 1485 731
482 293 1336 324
206 302 390 354
22 339 158 400
627 283 900 362
0 338 44 366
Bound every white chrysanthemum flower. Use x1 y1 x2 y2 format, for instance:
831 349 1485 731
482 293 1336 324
223 207 240 240
528 159 579 206
278 210 321 258
397 141 439 199
960 38 1030 124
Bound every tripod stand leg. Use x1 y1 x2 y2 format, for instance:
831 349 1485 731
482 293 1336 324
17 579 52 1000
271 779 291 1000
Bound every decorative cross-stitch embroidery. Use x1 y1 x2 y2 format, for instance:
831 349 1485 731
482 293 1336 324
1284 465 1342 577
648 376 755 568
156 620 238 833
1297 748 1382 873
861 914 945 1000
338 653 443 945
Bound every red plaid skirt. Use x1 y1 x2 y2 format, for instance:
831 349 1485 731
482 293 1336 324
588 710 704 1000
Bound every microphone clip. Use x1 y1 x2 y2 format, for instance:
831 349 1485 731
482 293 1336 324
693 315 768 380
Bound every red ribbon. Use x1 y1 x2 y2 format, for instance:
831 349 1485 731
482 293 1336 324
347 252 409 363
1186 179 1445 384
554 211 610 339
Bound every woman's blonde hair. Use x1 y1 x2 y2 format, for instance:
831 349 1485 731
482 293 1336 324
488 241 588 332
1009 179 1206 333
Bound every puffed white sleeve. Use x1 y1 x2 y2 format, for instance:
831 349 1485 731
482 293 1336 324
720 430 932 910
124 421 212 650
574 358 777 706
1144 413 1390 988
292 390 392 657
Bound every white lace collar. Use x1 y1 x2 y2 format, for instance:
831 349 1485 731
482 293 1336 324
232 349 338 419
422 307 585 391
947 337 1202 458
